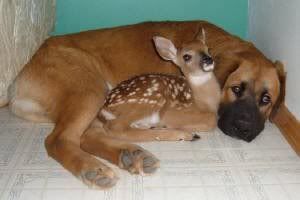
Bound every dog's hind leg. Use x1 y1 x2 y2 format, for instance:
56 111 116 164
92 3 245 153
81 127 160 175
45 94 119 189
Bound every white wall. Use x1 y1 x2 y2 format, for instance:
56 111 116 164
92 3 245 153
0 0 55 106
249 0 300 120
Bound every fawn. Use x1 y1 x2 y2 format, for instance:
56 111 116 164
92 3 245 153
98 30 221 141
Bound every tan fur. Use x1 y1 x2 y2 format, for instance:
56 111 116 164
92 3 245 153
4 21 284 189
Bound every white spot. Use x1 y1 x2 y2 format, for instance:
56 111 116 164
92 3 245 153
149 100 157 104
10 99 43 114
156 93 162 97
172 94 176 99
186 93 191 99
100 109 116 120
140 76 145 80
135 88 141 91
151 79 157 83
188 73 212 86
129 80 135 85
203 63 215 72
128 99 137 103
129 92 136 96
174 88 178 95
106 81 113 90
171 79 175 84
176 106 182 110
131 112 160 129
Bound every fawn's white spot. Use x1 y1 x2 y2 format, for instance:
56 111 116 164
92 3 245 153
106 81 113 90
129 92 136 96
188 73 212 86
131 112 160 129
203 63 214 72
101 109 116 120
149 100 157 104
128 99 137 103
185 93 191 99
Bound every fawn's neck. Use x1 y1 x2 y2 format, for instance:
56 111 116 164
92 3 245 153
186 72 220 113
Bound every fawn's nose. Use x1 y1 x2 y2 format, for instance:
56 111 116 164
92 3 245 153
202 54 213 65
201 54 214 72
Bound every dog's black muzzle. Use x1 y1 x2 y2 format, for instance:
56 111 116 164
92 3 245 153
217 98 265 142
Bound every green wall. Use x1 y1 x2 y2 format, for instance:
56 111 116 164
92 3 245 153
53 0 248 38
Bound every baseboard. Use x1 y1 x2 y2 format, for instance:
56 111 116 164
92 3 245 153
272 105 300 156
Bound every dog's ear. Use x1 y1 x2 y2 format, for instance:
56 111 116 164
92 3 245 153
269 60 286 122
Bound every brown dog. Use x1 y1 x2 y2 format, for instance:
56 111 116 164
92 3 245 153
4 21 285 189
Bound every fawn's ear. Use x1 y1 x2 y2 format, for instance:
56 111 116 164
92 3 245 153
153 36 177 61
196 28 206 44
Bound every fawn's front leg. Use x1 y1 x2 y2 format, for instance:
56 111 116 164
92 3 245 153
102 105 200 142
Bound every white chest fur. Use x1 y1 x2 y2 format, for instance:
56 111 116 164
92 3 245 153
188 73 212 86
130 112 160 129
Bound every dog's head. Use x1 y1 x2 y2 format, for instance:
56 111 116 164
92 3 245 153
215 52 286 142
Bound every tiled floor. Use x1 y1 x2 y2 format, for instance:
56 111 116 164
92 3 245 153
0 107 300 200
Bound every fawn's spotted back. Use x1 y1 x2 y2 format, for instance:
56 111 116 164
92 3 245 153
103 74 193 111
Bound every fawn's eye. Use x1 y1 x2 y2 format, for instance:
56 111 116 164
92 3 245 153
260 93 271 106
183 54 192 62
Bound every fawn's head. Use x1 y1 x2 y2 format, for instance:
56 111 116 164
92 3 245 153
153 29 214 79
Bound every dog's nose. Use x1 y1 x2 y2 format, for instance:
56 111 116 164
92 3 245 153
232 112 252 135
202 54 213 65
233 119 251 132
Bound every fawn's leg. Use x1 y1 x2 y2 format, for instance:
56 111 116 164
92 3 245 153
161 107 217 132
102 104 199 141
81 127 160 175
45 94 118 189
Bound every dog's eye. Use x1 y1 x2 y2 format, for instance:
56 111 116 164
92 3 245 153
231 86 242 97
260 93 271 106
183 54 192 62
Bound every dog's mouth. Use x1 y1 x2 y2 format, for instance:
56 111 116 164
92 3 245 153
217 98 265 142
